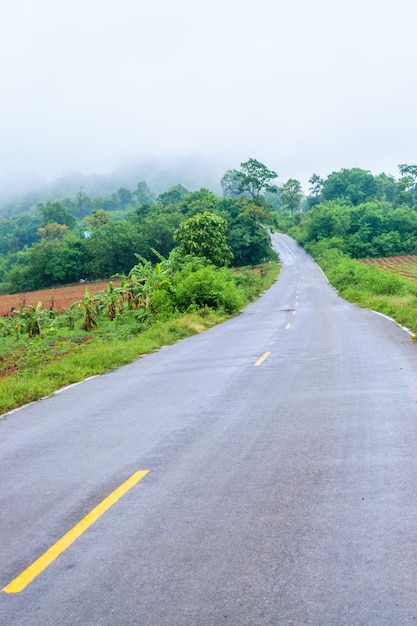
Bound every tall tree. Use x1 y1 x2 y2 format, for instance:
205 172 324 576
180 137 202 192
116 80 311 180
307 173 324 207
157 184 189 206
38 201 76 228
279 179 303 214
321 168 377 205
134 181 156 207
174 211 233 266
398 164 417 207
116 187 133 209
221 159 278 202
220 170 243 198
235 159 278 200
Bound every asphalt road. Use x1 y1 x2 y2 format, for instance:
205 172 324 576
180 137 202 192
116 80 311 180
1 234 417 625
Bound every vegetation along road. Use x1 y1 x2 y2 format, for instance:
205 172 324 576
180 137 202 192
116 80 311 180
1 234 417 625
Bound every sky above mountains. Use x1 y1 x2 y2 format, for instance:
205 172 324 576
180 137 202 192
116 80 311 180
1 0 416 193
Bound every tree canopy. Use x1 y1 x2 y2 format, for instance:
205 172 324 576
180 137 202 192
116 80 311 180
174 211 233 267
221 159 278 202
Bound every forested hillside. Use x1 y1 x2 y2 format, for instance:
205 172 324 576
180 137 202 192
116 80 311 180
0 159 281 294
291 165 417 258
2 160 417 298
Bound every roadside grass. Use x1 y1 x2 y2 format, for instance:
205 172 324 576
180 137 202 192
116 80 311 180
0 263 279 416
362 294 417 333
313 247 417 335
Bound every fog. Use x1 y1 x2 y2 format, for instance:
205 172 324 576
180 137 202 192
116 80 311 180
1 0 416 196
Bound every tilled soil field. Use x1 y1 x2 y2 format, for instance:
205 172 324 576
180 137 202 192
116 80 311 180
0 281 119 317
359 255 417 280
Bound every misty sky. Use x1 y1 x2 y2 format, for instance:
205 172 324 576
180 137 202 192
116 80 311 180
1 0 416 192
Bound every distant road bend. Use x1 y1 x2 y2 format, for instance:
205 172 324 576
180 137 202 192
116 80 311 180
1 234 417 625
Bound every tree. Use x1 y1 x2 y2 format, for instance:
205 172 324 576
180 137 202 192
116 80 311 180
157 184 189 206
134 181 156 207
227 217 275 266
219 198 276 266
236 159 278 199
38 202 76 228
37 222 69 240
85 221 148 278
374 173 397 203
397 164 417 207
84 209 110 231
174 211 233 266
321 168 377 205
179 188 220 216
221 159 278 201
142 208 183 259
76 188 88 217
220 170 243 198
307 173 324 208
398 164 417 179
279 179 303 214
116 187 133 209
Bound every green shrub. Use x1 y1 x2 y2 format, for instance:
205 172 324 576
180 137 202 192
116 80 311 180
173 264 243 313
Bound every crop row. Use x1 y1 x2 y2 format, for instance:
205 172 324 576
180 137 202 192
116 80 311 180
359 256 417 280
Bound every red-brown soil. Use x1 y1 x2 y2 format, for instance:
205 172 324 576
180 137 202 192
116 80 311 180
0 281 119 317
358 256 417 280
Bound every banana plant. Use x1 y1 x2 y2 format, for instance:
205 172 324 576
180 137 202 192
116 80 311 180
69 288 98 331
12 302 45 337
94 281 123 321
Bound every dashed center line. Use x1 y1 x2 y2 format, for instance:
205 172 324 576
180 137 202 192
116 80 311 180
2 470 149 594
285 323 291 330
254 351 271 367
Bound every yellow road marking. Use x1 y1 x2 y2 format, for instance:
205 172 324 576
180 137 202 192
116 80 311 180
285 323 291 330
3 470 149 594
254 351 271 367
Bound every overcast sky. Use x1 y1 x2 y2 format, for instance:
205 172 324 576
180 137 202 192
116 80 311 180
1 0 416 192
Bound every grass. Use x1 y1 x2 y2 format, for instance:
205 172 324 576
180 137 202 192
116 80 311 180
314 248 417 336
0 263 280 416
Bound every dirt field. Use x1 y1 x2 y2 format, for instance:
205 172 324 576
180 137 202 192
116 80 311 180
0 281 119 316
359 255 417 280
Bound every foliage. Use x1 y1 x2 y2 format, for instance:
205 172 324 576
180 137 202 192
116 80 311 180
85 221 147 279
134 181 156 207
38 201 76 228
84 209 110 230
37 222 69 240
279 179 303 214
12 302 47 337
157 184 190 206
292 200 417 259
70 288 98 331
225 199 277 266
0 260 280 415
320 168 378 205
306 165 417 210
172 260 243 313
221 159 278 201
220 169 244 198
0 164 280 293
179 188 220 215
174 211 233 266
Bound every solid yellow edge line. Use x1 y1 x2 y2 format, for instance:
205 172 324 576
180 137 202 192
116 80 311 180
3 470 149 594
254 351 271 367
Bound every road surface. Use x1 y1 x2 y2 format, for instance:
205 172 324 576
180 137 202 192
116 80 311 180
1 234 417 625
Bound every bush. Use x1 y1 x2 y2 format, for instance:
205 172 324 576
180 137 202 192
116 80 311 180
173 264 243 313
